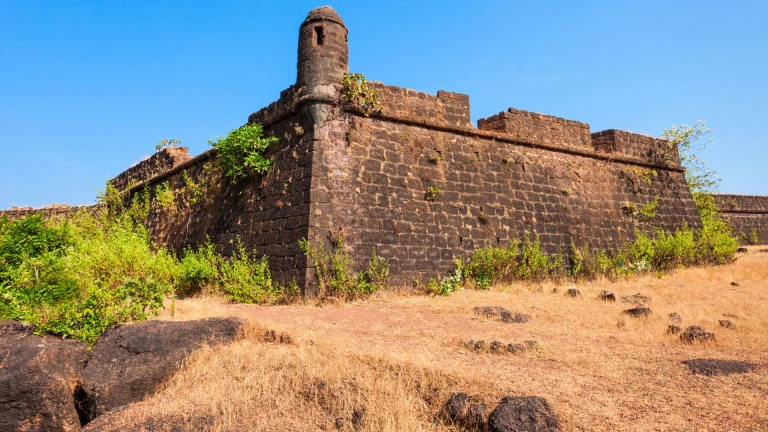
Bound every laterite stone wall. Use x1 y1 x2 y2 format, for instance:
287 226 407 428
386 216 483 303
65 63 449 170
715 194 768 245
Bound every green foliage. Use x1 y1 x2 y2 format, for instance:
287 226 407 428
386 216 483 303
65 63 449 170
96 181 150 226
664 120 718 192
638 197 659 221
208 123 279 183
0 209 173 343
299 237 390 300
455 219 738 290
155 138 181 151
342 73 383 116
427 260 463 296
155 181 176 211
425 185 441 202
463 234 565 289
181 169 205 206
219 242 276 304
176 240 221 296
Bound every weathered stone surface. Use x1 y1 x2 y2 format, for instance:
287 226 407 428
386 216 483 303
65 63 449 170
714 194 768 245
0 320 89 432
718 319 735 329
682 359 756 376
488 396 560 432
680 326 715 344
80 318 244 422
473 306 531 324
623 306 652 318
599 290 616 302
443 392 487 430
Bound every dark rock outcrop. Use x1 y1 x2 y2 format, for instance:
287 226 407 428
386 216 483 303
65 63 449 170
718 320 735 329
598 290 616 302
565 288 581 298
0 320 89 432
680 326 715 344
623 306 652 318
473 306 531 324
488 396 560 432
79 317 244 422
667 325 682 335
443 392 487 431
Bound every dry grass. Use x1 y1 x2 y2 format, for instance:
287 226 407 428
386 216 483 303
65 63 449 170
99 248 768 431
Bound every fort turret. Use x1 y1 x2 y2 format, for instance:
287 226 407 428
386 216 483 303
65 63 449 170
295 6 348 125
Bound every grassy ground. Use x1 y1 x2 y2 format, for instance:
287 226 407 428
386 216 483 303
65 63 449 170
93 247 768 431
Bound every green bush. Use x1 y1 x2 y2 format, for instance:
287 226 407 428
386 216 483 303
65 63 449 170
299 237 390 300
0 210 173 343
463 234 564 289
208 123 279 183
219 242 276 304
176 240 221 296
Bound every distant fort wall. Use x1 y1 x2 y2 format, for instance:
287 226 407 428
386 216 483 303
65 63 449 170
713 194 768 245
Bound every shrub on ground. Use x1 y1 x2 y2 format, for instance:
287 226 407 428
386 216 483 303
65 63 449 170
299 237 390 300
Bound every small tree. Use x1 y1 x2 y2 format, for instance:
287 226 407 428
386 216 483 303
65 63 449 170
664 121 738 261
663 120 718 193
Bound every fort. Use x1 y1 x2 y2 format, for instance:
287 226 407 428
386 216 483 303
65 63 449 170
2 6 766 293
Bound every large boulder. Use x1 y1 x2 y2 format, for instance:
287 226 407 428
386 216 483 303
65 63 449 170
79 318 244 422
488 396 560 432
0 320 89 432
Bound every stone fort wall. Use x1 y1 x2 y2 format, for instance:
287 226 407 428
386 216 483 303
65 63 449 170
5 6 766 294
310 83 701 285
713 194 768 245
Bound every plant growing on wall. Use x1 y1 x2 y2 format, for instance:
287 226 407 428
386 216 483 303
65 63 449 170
155 138 181 151
342 72 383 116
638 197 659 221
208 123 279 183
425 185 441 202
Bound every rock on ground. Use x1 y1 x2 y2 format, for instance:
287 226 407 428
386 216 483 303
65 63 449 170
79 317 244 423
488 396 560 432
0 320 89 432
682 359 756 376
473 306 531 324
599 290 616 302
680 326 716 344
623 306 652 318
443 392 487 431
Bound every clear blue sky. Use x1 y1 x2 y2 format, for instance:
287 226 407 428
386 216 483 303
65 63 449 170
1 1 766 208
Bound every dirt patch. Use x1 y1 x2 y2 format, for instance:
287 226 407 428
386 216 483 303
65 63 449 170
682 359 756 376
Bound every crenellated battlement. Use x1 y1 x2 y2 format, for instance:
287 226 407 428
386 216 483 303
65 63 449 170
478 108 592 151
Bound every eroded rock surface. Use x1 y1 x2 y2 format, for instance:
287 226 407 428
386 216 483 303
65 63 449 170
0 320 89 432
80 317 244 422
488 396 560 432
